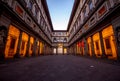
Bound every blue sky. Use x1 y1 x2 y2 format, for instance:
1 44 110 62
46 0 74 30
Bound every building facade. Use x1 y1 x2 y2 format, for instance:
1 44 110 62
0 0 120 60
67 0 120 60
0 0 53 58
52 31 68 54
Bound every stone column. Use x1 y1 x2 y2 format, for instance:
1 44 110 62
0 26 7 59
72 47 73 55
70 47 72 54
63 46 64 55
45 44 47 55
43 43 46 55
44 43 47 55
67 47 69 55
14 31 22 58
32 38 38 56
50 46 52 55
56 47 58 55
38 41 40 56
48 46 49 55
69 47 71 55
83 38 88 56
99 31 106 58
74 44 76 55
72 46 75 55
47 45 49 55
26 35 30 57
116 27 120 60
46 44 48 55
91 36 95 57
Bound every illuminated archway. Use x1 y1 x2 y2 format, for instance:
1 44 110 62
64 48 67 54
92 32 102 57
53 48 57 54
76 42 81 55
57 43 63 54
39 41 43 54
4 25 20 58
87 37 92 56
29 37 34 56
20 32 28 57
102 25 117 59
36 41 39 55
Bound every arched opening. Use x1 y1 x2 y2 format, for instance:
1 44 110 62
102 25 117 59
4 25 20 58
57 43 63 54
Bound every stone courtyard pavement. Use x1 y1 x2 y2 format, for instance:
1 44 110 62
0 55 120 81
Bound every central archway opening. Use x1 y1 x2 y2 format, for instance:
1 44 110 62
57 43 63 54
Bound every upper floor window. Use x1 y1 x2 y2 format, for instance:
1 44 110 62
98 5 107 17
15 4 24 17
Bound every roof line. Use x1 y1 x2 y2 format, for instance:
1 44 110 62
67 0 80 31
41 0 54 31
